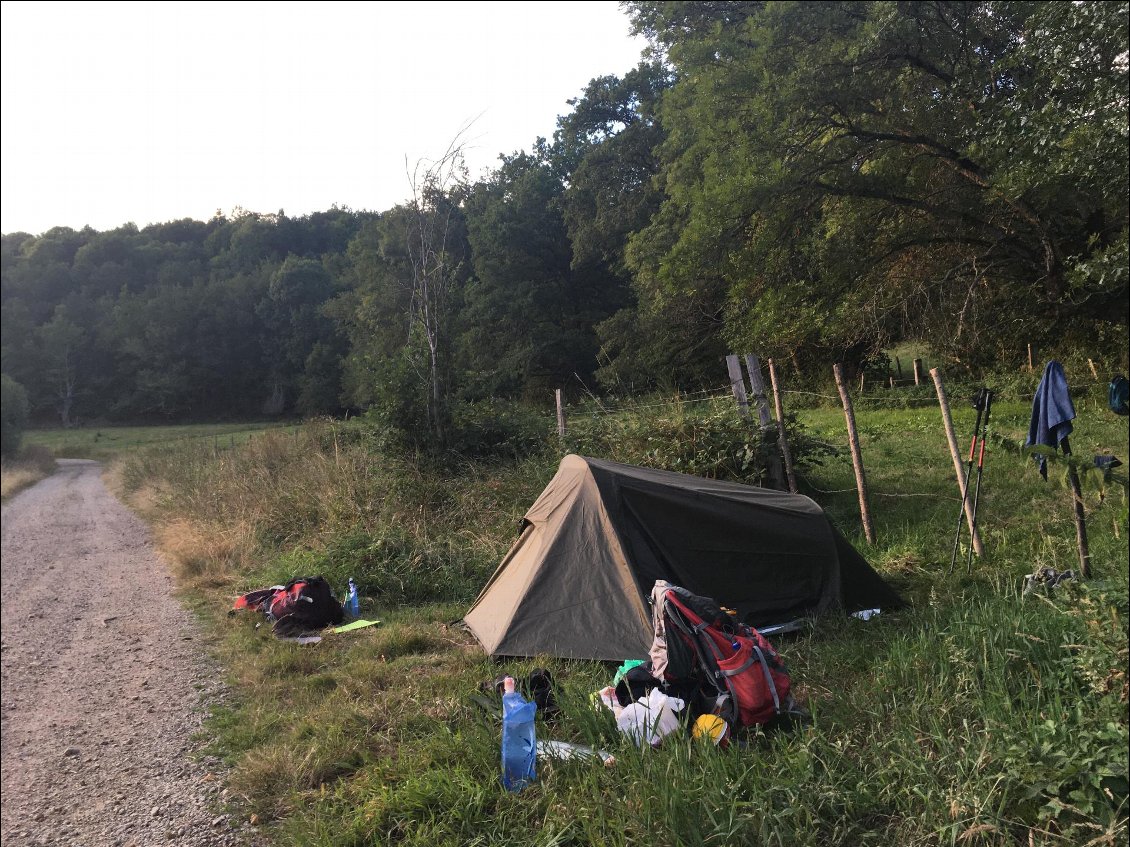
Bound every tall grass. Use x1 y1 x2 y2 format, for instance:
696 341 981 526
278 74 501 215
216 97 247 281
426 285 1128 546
118 420 549 600
116 398 1127 846
1 444 58 499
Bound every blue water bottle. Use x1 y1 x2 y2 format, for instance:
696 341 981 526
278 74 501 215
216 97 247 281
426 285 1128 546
500 676 537 791
346 578 360 618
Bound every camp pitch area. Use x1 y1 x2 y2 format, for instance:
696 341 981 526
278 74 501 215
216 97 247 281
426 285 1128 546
464 454 904 661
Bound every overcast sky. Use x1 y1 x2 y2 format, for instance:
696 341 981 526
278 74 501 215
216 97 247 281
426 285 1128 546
0 1 648 235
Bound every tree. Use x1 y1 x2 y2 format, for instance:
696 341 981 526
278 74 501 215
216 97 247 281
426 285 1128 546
257 255 337 415
1 374 29 458
462 152 587 400
625 0 1129 369
330 214 412 411
554 62 671 276
332 187 472 449
402 137 471 447
39 307 86 426
547 61 725 389
296 342 345 417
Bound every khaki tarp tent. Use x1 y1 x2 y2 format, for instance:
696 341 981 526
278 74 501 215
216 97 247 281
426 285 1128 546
464 455 904 661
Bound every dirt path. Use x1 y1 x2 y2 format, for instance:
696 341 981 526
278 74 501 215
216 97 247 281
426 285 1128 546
1 460 257 847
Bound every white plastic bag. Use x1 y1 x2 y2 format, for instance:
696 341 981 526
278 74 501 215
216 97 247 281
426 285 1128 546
615 688 685 747
592 685 623 718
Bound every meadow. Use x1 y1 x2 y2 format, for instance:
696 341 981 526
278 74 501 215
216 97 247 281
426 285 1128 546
85 363 1129 847
23 421 297 460
1 422 297 500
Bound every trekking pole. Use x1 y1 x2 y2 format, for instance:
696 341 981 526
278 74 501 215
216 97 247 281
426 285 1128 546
965 389 993 572
949 388 987 573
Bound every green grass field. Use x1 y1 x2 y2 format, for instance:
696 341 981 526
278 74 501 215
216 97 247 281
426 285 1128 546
112 395 1127 847
23 421 298 460
2 422 300 501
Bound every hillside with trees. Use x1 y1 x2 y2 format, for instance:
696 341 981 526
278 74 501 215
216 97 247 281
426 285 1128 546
2 1 1126 443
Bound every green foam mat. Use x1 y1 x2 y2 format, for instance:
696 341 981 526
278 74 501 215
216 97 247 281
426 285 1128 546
334 618 380 634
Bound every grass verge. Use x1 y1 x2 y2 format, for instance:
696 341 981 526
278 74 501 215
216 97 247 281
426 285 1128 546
1 444 58 500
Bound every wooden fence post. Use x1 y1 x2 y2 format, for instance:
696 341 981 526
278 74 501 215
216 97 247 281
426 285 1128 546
834 363 876 544
742 354 773 428
745 354 784 489
895 356 903 380
556 389 566 438
1061 437 1092 578
1088 358 1099 380
930 367 985 558
726 355 751 420
767 359 798 494
912 358 923 386
1027 344 1035 372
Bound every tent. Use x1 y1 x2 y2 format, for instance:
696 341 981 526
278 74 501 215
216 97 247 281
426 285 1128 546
464 454 904 661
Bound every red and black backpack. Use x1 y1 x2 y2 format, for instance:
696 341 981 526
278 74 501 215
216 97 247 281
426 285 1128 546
648 580 793 728
233 576 344 636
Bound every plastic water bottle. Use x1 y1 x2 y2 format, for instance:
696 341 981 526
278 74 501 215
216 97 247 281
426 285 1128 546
500 676 537 791
346 578 360 618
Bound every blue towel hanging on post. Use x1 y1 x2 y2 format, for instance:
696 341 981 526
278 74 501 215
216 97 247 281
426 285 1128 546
1025 361 1076 479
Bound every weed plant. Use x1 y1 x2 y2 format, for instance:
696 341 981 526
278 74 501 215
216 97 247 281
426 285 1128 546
115 388 1128 847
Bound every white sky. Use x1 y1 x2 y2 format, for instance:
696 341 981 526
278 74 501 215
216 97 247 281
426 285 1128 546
0 1 648 235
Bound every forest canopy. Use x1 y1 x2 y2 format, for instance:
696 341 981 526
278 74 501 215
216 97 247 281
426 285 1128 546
2 1 1126 443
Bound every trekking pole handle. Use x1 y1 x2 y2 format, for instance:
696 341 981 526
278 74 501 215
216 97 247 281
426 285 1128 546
977 391 994 469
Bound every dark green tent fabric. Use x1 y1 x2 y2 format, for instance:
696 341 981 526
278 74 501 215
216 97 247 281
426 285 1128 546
464 455 904 660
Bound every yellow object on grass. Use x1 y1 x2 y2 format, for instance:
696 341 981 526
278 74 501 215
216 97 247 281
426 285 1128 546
692 714 731 747
333 618 380 634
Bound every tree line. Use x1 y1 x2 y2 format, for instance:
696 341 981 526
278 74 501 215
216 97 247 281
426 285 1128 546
2 1 1126 448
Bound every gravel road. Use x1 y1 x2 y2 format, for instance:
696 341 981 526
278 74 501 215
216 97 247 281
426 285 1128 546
1 460 259 846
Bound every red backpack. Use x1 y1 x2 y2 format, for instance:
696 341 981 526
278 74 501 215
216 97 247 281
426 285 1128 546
648 580 793 728
232 576 345 636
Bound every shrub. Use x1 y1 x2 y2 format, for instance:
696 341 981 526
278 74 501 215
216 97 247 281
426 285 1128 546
563 396 836 484
448 399 552 460
1 374 29 459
